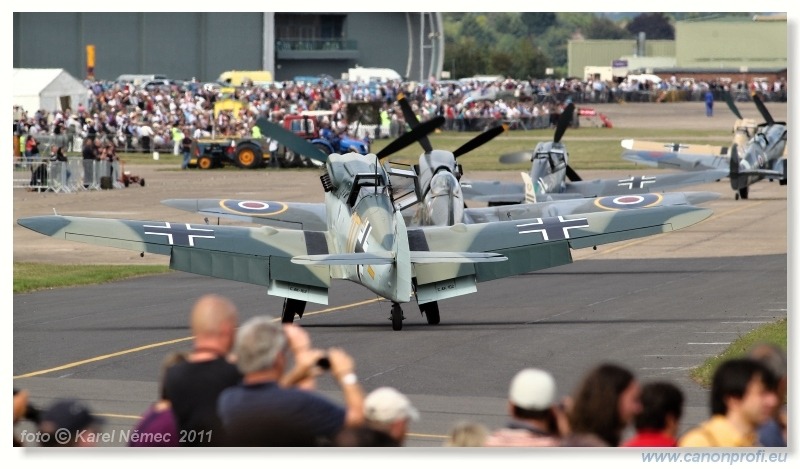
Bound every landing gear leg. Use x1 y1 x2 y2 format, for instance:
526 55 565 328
282 298 306 323
391 302 404 331
737 187 749 200
419 301 440 325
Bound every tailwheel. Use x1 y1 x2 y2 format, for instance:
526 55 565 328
391 302 404 331
282 298 307 323
419 301 440 325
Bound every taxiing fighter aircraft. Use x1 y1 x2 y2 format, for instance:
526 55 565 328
18 118 713 331
164 96 717 231
620 91 787 200
460 103 728 206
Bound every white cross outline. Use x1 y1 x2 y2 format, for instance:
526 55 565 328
143 222 215 246
617 175 656 190
516 216 589 241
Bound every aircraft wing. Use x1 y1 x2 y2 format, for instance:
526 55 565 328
408 205 712 293
621 139 730 171
162 198 328 231
463 191 720 223
563 169 729 198
460 179 527 204
17 215 334 304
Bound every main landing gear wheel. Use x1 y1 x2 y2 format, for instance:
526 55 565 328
391 302 404 331
282 298 307 323
735 187 749 200
420 302 440 325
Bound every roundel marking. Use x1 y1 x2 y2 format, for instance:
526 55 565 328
220 199 288 216
593 193 663 211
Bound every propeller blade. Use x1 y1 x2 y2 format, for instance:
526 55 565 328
722 91 743 119
255 117 328 163
565 164 582 182
553 103 575 144
499 151 534 164
453 125 507 158
376 116 445 160
396 93 433 153
751 91 775 125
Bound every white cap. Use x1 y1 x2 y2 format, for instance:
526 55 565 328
364 387 419 424
508 368 556 411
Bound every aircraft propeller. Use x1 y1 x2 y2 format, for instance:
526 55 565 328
751 91 775 126
498 102 582 181
255 115 444 165
376 116 445 160
395 93 506 161
722 91 744 119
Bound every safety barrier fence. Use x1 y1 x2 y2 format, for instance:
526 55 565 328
13 158 123 193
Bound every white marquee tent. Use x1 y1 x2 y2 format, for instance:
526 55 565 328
13 68 89 115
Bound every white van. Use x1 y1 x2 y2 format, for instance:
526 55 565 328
116 74 169 87
346 67 402 83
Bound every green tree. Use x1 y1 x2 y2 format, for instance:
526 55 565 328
459 14 496 46
520 12 557 36
489 50 514 76
583 16 631 39
538 26 572 68
508 38 549 79
445 36 489 79
491 12 528 38
626 13 674 39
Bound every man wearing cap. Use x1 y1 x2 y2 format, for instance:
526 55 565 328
38 399 104 447
484 368 564 447
363 387 419 446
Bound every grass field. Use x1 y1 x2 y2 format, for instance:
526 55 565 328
690 318 787 387
13 262 171 294
111 126 732 172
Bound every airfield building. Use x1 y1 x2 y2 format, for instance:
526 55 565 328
12 12 444 83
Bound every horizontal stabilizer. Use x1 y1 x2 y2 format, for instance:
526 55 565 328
410 251 507 264
737 169 785 179
291 251 394 265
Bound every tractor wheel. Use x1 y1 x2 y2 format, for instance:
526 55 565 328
139 178 145 187
308 143 331 167
235 142 263 169
197 156 214 170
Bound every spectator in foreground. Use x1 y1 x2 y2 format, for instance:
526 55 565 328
748 343 787 446
485 367 565 447
679 358 779 447
621 381 684 447
128 352 186 447
218 316 364 446
162 294 241 446
568 363 642 447
38 399 104 447
362 386 419 446
445 421 488 447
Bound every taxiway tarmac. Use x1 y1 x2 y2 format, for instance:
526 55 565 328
14 175 787 446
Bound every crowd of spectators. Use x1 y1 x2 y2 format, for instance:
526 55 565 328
13 293 786 448
12 74 787 155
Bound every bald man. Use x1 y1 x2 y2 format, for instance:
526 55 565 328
162 294 242 446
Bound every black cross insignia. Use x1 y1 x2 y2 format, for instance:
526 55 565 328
143 222 215 246
354 222 372 253
664 143 688 152
517 216 589 241
618 176 656 190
